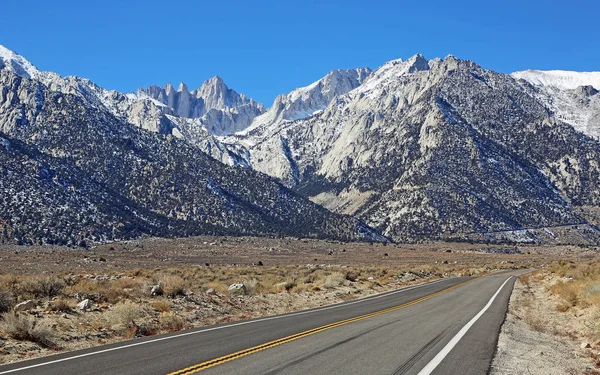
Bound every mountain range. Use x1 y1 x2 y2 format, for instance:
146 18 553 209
1 44 599 245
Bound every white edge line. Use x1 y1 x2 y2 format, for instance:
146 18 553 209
0 278 450 374
416 276 514 375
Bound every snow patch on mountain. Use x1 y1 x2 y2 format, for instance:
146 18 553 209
0 45 42 79
235 67 372 141
512 70 600 91
512 70 600 138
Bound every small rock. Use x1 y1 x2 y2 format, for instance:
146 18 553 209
151 285 163 296
367 277 375 281
14 300 36 312
581 341 592 349
77 299 93 311
228 283 247 295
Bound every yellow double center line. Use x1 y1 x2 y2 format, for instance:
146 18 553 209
167 279 473 375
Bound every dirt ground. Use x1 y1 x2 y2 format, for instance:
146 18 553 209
0 235 594 275
0 236 598 366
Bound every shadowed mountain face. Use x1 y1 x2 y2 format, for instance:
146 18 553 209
0 70 382 245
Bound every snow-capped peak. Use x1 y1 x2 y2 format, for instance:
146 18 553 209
355 53 430 96
511 69 600 139
0 45 42 79
512 69 600 91
234 67 372 138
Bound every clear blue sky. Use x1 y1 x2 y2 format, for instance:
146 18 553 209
1 0 597 105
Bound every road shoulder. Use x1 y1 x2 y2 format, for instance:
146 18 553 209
490 274 595 374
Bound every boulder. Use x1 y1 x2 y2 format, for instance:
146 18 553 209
151 285 163 296
228 283 247 295
14 300 36 312
206 288 217 296
77 299 93 311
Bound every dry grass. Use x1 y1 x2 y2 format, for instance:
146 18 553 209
204 281 228 294
523 310 548 332
322 272 346 289
151 299 173 312
547 261 600 313
522 257 600 362
20 276 64 299
550 281 580 312
104 301 144 327
159 312 186 331
159 275 188 298
47 298 73 313
1 312 56 348
0 291 12 313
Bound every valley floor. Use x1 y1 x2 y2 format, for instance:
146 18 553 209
0 236 597 367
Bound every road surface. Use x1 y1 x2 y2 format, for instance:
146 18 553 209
0 271 523 375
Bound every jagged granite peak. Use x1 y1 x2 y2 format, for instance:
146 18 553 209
137 75 265 135
0 68 383 245
512 69 600 138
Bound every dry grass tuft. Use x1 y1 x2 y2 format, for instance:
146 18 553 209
151 299 173 312
550 281 580 312
1 312 56 348
322 272 346 289
523 310 547 332
159 312 186 331
47 298 73 313
104 301 144 327
159 275 188 298
0 291 12 313
22 276 64 299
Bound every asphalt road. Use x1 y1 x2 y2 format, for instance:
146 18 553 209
0 271 523 375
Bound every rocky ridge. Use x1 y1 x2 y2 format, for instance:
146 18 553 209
0 50 383 245
511 70 600 138
218 55 600 243
3 44 600 244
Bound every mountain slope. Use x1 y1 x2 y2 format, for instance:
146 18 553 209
226 55 600 242
236 68 372 140
0 67 382 245
511 70 600 138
